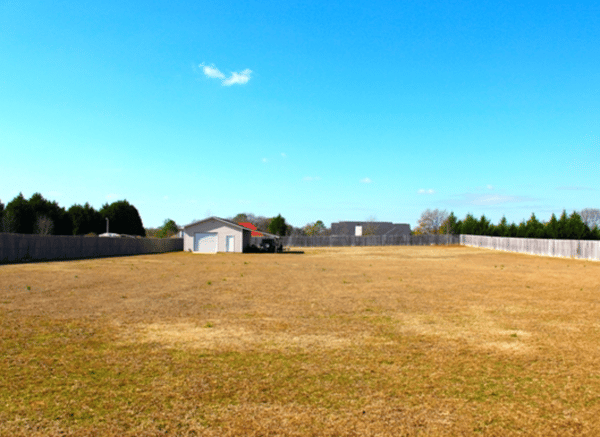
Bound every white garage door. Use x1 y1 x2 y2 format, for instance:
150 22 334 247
194 233 218 253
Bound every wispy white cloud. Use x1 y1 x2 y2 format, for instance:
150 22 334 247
222 69 252 86
418 189 435 194
303 176 321 181
360 177 372 184
200 64 252 86
281 152 286 158
262 158 268 163
470 194 522 205
106 193 119 200
202 64 225 79
487 185 494 190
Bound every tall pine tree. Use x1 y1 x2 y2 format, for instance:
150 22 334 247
460 214 478 235
495 216 510 237
267 214 289 236
557 210 569 239
69 203 104 235
476 215 492 236
524 213 544 238
545 213 559 239
566 212 589 240
4 193 35 234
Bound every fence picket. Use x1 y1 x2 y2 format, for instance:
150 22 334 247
459 235 600 261
280 234 460 247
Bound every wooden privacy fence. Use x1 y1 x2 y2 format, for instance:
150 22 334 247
460 235 600 261
0 233 183 264
281 234 460 247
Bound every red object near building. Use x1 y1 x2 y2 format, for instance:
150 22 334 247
238 222 264 237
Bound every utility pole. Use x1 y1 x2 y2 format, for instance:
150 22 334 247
106 218 109 234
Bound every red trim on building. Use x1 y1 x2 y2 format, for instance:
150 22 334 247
238 222 264 237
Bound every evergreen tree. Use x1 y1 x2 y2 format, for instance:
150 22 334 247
68 203 104 235
557 210 569 239
156 219 179 238
488 222 499 237
495 216 509 237
508 222 518 237
476 215 491 236
545 213 559 239
516 220 527 238
267 214 289 236
28 192 72 235
460 214 478 235
440 212 460 235
453 218 463 235
0 200 4 231
524 213 544 238
4 193 36 234
99 200 145 236
566 211 589 240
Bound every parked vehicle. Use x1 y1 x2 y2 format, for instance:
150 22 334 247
260 238 283 253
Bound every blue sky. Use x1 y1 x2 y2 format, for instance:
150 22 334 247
1 1 598 229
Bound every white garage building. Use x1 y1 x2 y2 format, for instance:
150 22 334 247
183 217 252 253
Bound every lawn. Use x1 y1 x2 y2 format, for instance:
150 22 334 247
1 246 599 436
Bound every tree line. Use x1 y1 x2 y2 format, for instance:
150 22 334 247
417 208 600 240
6 194 595 242
0 193 145 237
250 208 600 240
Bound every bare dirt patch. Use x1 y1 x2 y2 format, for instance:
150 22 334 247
126 322 354 351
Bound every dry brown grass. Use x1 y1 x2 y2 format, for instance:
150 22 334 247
1 246 600 436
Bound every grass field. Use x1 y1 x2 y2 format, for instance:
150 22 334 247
1 246 600 436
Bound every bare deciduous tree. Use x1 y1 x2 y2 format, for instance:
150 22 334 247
362 216 378 236
1 211 17 233
303 220 327 236
580 208 600 230
35 215 54 235
416 209 448 234
253 217 270 232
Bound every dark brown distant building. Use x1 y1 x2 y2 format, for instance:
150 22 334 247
331 221 411 236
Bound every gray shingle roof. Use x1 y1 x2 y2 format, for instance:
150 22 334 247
183 216 280 238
